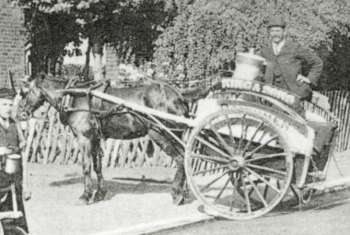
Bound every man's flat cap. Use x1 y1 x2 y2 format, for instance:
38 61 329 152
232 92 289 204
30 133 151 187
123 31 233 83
0 88 15 99
267 15 286 28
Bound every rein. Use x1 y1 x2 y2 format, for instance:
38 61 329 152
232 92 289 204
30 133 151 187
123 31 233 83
38 86 62 112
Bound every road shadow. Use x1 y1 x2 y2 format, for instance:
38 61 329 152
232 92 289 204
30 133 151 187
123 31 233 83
271 188 350 215
192 188 350 220
49 176 173 201
48 175 199 204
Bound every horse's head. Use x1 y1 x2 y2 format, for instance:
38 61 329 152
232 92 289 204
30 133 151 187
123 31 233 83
19 74 47 119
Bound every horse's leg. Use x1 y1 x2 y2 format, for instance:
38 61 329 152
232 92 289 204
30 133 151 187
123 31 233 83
79 136 94 204
148 128 186 205
91 137 107 202
172 155 187 205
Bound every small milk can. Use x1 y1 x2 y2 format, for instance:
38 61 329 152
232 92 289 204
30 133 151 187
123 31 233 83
5 154 22 174
233 49 265 81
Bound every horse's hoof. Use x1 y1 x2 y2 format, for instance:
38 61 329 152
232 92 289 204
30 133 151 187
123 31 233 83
172 194 185 206
93 189 107 202
79 193 92 205
78 198 90 205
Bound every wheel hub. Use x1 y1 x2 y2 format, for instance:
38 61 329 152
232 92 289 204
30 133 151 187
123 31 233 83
229 156 245 171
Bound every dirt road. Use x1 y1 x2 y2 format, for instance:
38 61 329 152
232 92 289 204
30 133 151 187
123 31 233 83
23 163 206 235
152 188 350 235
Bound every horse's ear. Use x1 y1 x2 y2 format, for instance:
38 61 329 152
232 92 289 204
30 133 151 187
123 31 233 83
33 72 46 87
19 87 25 97
30 79 37 89
39 72 46 81
19 84 29 95
19 78 28 85
19 75 30 89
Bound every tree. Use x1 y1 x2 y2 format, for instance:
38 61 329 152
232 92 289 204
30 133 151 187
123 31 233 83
320 27 350 90
13 0 177 79
106 0 178 65
22 6 81 76
154 0 350 88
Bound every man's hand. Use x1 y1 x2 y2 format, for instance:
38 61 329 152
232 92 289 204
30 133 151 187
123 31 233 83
19 141 26 149
297 74 311 84
0 147 12 155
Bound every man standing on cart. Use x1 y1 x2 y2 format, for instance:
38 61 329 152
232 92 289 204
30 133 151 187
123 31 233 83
260 15 336 171
0 88 29 234
260 15 323 101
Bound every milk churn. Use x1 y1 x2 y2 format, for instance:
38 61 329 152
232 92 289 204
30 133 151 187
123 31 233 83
233 49 265 81
5 154 21 174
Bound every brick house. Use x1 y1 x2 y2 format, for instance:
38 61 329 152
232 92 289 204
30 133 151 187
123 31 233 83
0 0 26 87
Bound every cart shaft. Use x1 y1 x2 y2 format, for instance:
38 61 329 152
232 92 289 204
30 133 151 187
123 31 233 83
63 88 196 127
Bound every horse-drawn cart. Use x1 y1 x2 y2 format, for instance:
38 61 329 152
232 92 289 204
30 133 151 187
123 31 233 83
58 75 339 220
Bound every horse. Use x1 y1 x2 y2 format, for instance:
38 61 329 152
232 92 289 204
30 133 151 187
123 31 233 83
19 73 211 205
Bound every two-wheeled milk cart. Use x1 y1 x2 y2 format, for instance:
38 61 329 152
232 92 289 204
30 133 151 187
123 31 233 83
62 52 341 220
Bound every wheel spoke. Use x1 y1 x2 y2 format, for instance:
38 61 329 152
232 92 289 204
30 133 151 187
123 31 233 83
209 124 234 156
247 163 287 176
225 114 238 146
230 172 241 211
243 121 264 154
276 180 281 190
247 135 279 156
191 153 229 165
256 129 269 145
201 170 229 192
245 172 269 208
246 152 287 163
195 136 231 159
237 115 247 152
215 177 230 202
263 184 269 198
244 167 282 195
193 165 227 176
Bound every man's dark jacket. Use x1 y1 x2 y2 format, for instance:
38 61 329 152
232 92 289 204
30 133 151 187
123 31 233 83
260 39 323 100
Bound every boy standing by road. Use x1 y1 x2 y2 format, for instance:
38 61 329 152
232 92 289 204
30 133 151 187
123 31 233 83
0 88 29 234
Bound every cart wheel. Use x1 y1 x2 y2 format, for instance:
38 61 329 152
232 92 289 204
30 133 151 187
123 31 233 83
185 107 294 220
0 223 27 235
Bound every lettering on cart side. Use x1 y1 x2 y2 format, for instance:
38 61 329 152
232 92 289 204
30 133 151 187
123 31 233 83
268 114 289 130
251 109 291 131
222 79 296 105
251 83 261 92
261 86 296 104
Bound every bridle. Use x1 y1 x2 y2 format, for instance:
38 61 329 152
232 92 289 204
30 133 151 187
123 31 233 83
23 84 62 117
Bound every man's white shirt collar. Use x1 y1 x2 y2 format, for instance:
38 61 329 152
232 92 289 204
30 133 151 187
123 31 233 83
272 39 285 55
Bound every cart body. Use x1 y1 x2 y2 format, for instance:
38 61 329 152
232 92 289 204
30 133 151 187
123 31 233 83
183 78 338 219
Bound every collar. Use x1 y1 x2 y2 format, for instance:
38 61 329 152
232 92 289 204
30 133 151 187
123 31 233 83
272 39 286 55
272 39 285 47
0 117 13 130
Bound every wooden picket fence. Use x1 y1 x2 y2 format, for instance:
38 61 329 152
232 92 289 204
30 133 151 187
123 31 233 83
22 90 350 167
323 90 350 152
22 108 173 168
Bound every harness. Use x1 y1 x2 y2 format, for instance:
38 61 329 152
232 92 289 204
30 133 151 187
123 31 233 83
27 75 196 142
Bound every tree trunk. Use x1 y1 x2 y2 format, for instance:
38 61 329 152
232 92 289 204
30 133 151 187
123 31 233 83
92 40 104 81
82 39 92 80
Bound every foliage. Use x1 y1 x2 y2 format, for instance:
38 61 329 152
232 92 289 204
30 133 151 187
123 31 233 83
22 7 81 75
154 0 350 86
106 0 178 65
12 0 177 75
320 27 350 90
61 64 95 80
